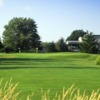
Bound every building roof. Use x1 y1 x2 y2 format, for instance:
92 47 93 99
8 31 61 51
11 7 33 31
66 41 80 45
66 35 100 45
93 35 100 43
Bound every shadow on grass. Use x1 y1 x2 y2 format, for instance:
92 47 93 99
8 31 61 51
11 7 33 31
0 58 73 65
0 58 56 65
0 58 52 62
0 66 100 70
0 58 100 70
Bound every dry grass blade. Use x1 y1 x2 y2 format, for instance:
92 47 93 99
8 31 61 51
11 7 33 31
27 92 34 100
0 78 20 100
41 89 50 100
0 79 100 100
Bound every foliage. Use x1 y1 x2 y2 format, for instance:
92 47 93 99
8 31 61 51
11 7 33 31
0 39 3 48
42 42 57 52
3 17 40 52
56 38 68 52
95 56 100 65
80 32 99 54
67 30 87 40
42 38 68 52
0 38 4 52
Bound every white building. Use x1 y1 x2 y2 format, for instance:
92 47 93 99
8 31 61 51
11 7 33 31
66 35 100 51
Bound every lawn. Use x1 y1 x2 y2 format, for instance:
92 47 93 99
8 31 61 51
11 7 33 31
0 52 100 99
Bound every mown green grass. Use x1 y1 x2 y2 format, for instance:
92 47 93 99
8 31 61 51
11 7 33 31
0 52 100 99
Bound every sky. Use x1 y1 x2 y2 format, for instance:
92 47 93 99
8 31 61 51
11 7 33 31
0 0 100 42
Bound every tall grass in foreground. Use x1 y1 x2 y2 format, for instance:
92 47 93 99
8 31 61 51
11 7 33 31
40 84 100 100
0 78 20 100
0 79 100 100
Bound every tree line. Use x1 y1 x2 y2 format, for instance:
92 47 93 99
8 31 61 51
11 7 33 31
0 17 99 54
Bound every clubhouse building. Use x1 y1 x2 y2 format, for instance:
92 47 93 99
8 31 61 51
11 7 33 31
66 35 100 51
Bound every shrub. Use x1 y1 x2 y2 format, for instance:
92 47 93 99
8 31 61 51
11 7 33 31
95 56 100 65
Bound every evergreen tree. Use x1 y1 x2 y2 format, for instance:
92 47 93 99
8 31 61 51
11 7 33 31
56 38 68 52
80 32 99 54
42 42 57 52
0 38 4 52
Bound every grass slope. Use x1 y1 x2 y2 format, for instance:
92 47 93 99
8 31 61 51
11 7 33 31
0 52 100 99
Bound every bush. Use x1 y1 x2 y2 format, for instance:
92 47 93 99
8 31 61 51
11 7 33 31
95 56 100 65
42 42 57 52
0 48 5 52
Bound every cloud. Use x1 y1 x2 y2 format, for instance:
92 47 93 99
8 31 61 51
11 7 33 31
0 0 4 8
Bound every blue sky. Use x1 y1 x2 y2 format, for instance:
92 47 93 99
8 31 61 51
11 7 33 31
0 0 100 42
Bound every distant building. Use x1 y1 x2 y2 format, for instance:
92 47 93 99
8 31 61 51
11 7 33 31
93 35 100 50
93 35 100 43
66 35 100 51
66 40 80 51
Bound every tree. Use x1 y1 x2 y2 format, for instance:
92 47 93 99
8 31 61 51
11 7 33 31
3 17 40 52
80 32 99 54
42 42 57 52
0 38 3 48
56 38 68 52
0 39 3 48
0 38 4 52
67 30 87 41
